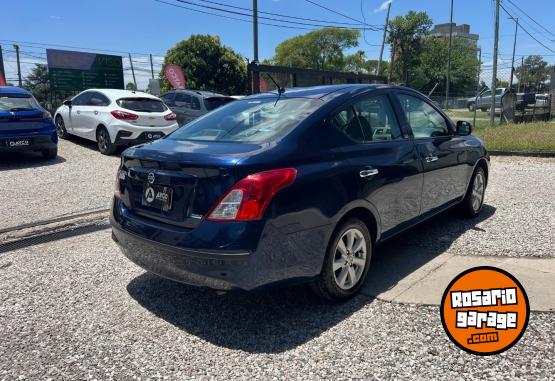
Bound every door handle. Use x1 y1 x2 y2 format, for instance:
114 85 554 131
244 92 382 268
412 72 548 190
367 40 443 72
425 155 439 163
359 168 379 178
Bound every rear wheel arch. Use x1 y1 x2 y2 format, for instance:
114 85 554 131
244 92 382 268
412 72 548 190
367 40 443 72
335 207 379 246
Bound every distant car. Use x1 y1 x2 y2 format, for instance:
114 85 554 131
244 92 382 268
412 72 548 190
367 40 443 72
111 84 489 301
160 90 235 126
54 89 179 155
0 86 57 159
467 88 507 112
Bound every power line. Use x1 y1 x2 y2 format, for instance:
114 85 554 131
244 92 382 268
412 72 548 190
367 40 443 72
196 0 371 27
304 0 369 27
499 2 555 54
504 0 555 39
170 0 380 30
155 0 316 30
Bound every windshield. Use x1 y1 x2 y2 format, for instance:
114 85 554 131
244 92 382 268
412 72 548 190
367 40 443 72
0 94 41 111
116 97 167 112
169 97 322 143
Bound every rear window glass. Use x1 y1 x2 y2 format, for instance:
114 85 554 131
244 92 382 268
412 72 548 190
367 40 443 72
204 97 235 111
0 94 41 111
169 97 322 143
116 98 167 112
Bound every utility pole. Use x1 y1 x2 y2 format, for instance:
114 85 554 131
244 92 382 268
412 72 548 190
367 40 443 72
509 17 519 92
377 1 391 78
149 54 154 79
14 44 22 87
252 0 260 93
128 53 137 90
445 0 454 110
519 56 525 93
490 0 500 126
473 47 482 128
0 45 6 86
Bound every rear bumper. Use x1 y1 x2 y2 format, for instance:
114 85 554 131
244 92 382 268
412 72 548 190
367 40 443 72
107 122 179 144
0 128 57 153
110 198 328 291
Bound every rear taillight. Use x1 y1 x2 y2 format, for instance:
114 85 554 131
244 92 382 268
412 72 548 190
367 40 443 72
111 110 138 120
206 168 297 221
114 168 125 199
164 112 177 121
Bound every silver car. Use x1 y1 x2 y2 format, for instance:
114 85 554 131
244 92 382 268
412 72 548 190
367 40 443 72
160 90 235 126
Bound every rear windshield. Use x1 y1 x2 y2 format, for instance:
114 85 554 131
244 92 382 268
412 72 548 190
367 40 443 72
116 97 167 112
169 97 322 143
203 97 235 111
0 94 41 112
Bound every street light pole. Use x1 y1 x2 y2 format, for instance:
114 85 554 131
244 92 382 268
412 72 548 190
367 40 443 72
445 0 454 109
490 0 500 127
509 17 519 92
473 47 482 128
377 1 391 78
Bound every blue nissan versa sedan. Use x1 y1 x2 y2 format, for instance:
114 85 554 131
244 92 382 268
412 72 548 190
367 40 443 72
110 84 489 300
0 87 58 159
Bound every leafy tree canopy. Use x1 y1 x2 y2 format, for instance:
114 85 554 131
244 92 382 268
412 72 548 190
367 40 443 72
160 34 247 95
23 64 49 107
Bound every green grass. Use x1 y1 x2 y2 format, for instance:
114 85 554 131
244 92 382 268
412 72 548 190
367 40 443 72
472 121 555 152
446 109 480 119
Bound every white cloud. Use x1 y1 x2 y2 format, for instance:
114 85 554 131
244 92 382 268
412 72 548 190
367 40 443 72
374 0 392 13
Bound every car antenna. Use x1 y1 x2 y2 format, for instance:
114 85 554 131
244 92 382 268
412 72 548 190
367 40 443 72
265 73 285 106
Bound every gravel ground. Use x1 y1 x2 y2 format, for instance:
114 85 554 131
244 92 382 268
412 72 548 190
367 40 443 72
0 138 119 230
0 229 554 380
392 156 555 258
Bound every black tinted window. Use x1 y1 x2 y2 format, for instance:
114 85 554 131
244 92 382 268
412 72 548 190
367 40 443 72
169 97 322 143
72 92 92 106
116 98 167 112
160 93 174 105
87 92 110 106
0 94 40 111
204 97 235 111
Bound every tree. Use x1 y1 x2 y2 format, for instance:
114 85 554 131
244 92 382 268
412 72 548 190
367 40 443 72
515 55 552 92
411 37 479 96
387 11 433 85
272 27 360 71
126 82 137 91
160 34 247 95
23 64 50 107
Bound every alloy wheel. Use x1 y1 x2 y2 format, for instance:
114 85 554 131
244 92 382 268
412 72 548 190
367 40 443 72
333 228 367 290
471 171 485 212
98 130 109 152
56 117 66 136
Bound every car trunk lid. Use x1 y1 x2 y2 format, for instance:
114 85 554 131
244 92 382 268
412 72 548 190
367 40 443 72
0 109 47 132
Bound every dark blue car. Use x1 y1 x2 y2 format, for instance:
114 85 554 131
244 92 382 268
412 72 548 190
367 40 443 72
111 85 489 300
0 86 58 159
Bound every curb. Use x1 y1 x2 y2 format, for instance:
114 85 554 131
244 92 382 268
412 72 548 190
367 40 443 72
489 150 555 158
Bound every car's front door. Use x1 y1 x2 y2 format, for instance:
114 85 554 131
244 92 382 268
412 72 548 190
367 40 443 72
394 92 469 215
478 90 491 109
331 92 422 233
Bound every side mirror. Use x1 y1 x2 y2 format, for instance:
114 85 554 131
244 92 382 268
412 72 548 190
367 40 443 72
456 120 472 136
63 100 72 107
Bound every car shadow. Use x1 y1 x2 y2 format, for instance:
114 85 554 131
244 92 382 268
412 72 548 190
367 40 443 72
126 204 496 354
0 152 66 170
63 135 127 156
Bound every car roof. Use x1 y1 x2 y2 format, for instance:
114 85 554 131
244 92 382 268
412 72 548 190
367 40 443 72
247 84 406 101
166 89 227 98
0 86 32 96
79 88 160 101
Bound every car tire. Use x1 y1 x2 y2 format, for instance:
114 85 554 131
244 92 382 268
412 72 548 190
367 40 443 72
96 126 117 155
460 167 486 218
311 218 372 301
42 147 58 160
55 115 68 139
480 108 488 112
468 103 475 112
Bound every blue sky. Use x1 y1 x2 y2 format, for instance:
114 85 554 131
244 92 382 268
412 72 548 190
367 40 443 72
3 0 555 89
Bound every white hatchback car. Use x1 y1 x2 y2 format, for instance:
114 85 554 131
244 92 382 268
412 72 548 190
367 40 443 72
54 89 179 154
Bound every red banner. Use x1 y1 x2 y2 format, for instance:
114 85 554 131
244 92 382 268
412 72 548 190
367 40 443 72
164 64 187 89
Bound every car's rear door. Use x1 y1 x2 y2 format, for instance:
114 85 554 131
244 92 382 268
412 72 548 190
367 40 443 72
331 91 422 233
393 91 469 214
